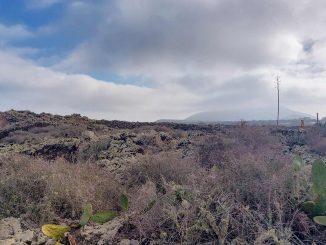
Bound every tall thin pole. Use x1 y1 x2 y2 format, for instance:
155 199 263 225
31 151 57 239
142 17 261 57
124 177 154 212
276 76 280 127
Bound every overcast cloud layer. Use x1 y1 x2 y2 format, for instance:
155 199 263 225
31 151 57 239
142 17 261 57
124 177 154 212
1 0 326 121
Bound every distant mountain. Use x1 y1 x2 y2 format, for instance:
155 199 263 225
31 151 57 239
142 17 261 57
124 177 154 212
184 106 312 122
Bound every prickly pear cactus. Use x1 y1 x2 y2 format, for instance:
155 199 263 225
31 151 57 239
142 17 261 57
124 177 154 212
292 155 303 174
120 194 129 211
302 160 326 226
80 203 93 226
41 224 71 242
90 211 117 224
312 160 326 196
314 216 326 226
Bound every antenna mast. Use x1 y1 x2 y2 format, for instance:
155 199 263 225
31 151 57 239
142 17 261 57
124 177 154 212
276 76 280 127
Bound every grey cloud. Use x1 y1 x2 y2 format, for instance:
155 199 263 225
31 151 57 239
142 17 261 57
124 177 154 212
283 87 324 106
194 75 275 111
57 0 303 76
303 39 315 53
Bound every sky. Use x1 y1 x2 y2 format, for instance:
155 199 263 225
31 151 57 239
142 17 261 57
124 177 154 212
0 0 326 121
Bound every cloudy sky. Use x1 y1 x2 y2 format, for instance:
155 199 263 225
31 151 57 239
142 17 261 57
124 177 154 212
0 0 325 121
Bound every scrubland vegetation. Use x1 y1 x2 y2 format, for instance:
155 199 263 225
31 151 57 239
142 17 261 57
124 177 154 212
0 111 326 244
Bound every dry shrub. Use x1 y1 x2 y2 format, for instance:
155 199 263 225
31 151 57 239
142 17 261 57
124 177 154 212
197 136 228 168
44 158 120 218
228 126 282 158
48 125 85 138
128 180 200 243
133 133 157 147
221 153 292 207
123 126 317 244
1 130 31 144
122 153 203 242
28 123 86 139
0 115 8 128
128 181 165 237
170 129 188 139
125 153 198 190
188 160 314 244
309 137 326 155
26 125 75 140
197 126 283 168
233 126 279 146
0 125 85 146
0 154 120 224
306 125 326 155
120 126 312 244
0 172 48 223
193 131 318 244
133 131 173 154
77 137 111 161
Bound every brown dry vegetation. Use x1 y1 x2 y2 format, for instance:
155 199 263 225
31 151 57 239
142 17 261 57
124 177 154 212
306 125 326 156
0 155 121 226
0 111 326 244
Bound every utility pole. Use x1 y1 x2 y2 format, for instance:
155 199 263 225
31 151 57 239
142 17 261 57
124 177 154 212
276 76 280 127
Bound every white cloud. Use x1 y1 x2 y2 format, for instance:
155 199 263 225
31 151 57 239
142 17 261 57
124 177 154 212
0 24 32 42
26 0 63 9
0 51 198 121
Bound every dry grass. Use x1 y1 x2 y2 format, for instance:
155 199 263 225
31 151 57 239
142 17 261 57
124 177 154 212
0 154 121 225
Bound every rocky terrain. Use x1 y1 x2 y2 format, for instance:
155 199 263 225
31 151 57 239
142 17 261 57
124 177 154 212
0 110 222 166
1 110 326 244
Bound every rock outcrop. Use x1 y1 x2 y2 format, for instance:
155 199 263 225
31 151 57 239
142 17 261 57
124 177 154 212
0 218 46 245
